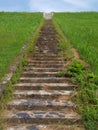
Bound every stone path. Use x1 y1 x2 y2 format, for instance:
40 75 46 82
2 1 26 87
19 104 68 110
4 20 84 130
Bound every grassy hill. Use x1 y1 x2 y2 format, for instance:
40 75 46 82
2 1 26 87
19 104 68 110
53 12 98 75
0 12 43 79
53 12 98 130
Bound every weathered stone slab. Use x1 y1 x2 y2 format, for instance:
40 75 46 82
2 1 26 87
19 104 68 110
7 99 75 111
19 77 71 83
4 110 80 125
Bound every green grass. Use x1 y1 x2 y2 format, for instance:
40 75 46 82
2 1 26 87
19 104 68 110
67 60 98 130
53 12 98 75
53 12 98 130
0 12 43 79
0 15 44 129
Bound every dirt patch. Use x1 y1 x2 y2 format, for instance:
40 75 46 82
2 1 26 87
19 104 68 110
71 48 90 68
71 48 80 59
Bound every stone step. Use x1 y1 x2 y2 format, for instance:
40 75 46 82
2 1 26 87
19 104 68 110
14 83 76 90
7 99 75 111
33 51 58 54
29 54 60 57
27 61 63 64
27 63 63 68
6 124 84 130
22 71 58 77
36 36 57 40
13 90 73 99
4 110 80 125
19 77 71 83
28 57 62 61
29 58 62 61
24 67 65 72
31 53 58 56
35 52 58 56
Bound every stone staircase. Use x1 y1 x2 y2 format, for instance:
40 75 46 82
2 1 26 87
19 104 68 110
4 20 84 130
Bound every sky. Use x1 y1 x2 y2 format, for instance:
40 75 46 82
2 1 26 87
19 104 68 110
0 0 98 12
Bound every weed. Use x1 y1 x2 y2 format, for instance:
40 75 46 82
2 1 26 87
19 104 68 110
66 60 84 77
56 71 66 77
66 60 98 130
82 106 98 130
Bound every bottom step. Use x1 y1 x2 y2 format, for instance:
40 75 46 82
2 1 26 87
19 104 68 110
6 124 85 130
4 110 80 125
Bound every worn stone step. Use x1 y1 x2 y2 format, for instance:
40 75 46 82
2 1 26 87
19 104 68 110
29 54 59 57
13 90 73 99
35 52 58 56
24 67 65 72
7 99 75 111
6 124 84 130
27 61 63 64
37 38 57 41
28 59 63 62
30 53 58 55
33 51 58 54
29 58 62 61
19 77 71 83
31 53 58 56
27 63 63 68
14 83 76 90
28 57 62 61
4 110 80 125
36 37 57 41
22 71 58 77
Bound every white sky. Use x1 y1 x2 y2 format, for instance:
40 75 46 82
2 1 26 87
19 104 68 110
0 0 98 12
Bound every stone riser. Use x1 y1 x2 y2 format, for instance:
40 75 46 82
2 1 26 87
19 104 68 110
23 67 64 72
14 94 70 100
6 118 80 125
29 55 61 57
29 54 58 56
22 73 57 77
19 77 71 83
28 58 62 60
4 110 80 125
14 85 75 91
7 105 74 111
6 124 84 130
27 61 63 64
26 64 63 68
37 39 58 42
7 99 75 111
28 57 62 61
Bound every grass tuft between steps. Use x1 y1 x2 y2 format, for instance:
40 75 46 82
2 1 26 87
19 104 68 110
53 19 98 130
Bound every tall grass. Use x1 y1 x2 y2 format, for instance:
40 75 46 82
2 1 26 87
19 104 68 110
53 12 98 75
0 12 43 79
